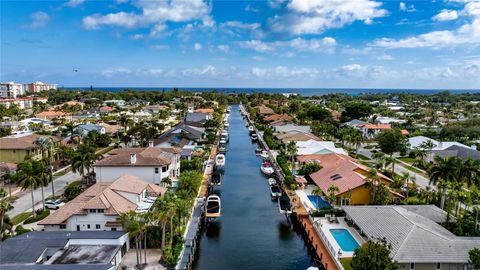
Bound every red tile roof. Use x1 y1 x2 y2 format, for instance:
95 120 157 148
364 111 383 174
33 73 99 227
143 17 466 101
264 114 293 122
356 123 391 129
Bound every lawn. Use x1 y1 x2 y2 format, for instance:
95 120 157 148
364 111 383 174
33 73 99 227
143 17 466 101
356 154 371 161
11 212 32 225
403 165 424 174
340 257 354 270
398 157 416 163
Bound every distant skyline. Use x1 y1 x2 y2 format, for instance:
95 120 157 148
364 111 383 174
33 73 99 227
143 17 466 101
1 0 480 89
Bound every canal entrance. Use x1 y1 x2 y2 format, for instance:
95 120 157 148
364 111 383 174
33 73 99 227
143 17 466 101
193 105 315 270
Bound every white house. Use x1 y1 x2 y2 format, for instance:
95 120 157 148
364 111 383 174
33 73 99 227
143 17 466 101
94 146 181 184
408 136 470 151
39 175 166 231
296 140 348 156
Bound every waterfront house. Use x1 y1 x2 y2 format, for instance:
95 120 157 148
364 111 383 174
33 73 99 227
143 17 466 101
296 140 348 156
343 205 480 270
276 130 320 143
0 231 129 269
299 153 399 205
274 124 312 134
94 146 181 184
195 108 215 114
185 112 211 127
264 114 293 123
36 110 68 120
0 133 61 163
39 175 166 231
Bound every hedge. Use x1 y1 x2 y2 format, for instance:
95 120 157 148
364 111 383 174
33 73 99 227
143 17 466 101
24 209 50 224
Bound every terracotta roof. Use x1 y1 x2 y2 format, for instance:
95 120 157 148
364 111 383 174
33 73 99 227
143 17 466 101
94 147 180 167
264 114 293 122
100 106 113 111
256 105 274 115
36 110 66 118
99 123 122 134
305 153 391 196
0 134 60 150
356 123 391 130
401 129 410 135
39 175 164 225
195 108 214 113
276 131 319 143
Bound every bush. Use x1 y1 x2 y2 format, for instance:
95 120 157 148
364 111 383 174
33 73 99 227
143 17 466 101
11 212 32 225
276 155 292 177
180 157 203 172
15 225 31 235
63 181 83 202
298 162 321 175
24 209 50 224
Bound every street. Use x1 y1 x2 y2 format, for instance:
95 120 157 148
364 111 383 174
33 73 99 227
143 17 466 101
7 171 80 217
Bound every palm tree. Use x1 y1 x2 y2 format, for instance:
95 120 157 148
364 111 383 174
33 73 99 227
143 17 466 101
400 172 415 198
34 137 55 199
153 201 169 249
286 141 297 172
411 147 427 168
311 186 323 209
372 151 386 170
458 159 480 187
118 211 143 268
71 143 98 185
428 156 460 210
327 185 340 206
0 187 12 242
365 168 381 203
17 159 40 217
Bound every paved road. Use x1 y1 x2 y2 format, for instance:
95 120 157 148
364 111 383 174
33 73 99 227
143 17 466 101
7 171 80 217
357 147 434 189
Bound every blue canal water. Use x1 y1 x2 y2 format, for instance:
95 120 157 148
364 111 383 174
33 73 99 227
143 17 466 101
193 105 315 270
329 229 360 252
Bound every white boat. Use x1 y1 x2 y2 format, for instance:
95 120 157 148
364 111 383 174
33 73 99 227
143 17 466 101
221 131 229 142
219 139 227 145
278 195 292 215
270 186 282 198
260 151 269 159
255 147 263 155
218 145 227 154
268 178 276 186
248 126 254 133
215 154 225 169
205 195 221 218
251 133 258 141
260 162 274 175
224 122 229 129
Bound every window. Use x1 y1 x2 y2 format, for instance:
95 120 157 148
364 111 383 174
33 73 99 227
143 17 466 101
155 168 159 174
111 228 117 231
410 263 415 270
89 209 96 213
162 166 167 172
96 224 101 229
98 209 104 213
87 224 91 229
59 224 66 229
436 263 441 270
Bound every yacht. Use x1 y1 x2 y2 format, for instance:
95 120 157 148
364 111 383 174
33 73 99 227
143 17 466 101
260 162 274 175
221 130 229 142
260 151 269 159
211 170 222 186
251 133 258 141
218 143 227 154
268 178 276 186
270 185 282 199
215 154 225 170
248 125 254 133
278 195 292 215
205 195 221 219
226 106 231 113
224 122 229 129
255 147 263 155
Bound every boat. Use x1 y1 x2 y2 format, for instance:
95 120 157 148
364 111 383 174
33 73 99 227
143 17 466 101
278 195 292 215
205 195 221 219
268 178 276 186
224 122 229 129
221 131 229 142
255 147 263 155
251 133 258 141
270 185 282 199
219 139 227 145
226 106 231 113
248 126 254 133
260 162 274 175
218 144 227 154
211 170 222 186
215 154 225 170
260 151 269 159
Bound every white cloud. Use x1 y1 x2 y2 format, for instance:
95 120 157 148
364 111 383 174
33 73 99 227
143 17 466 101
268 0 287 9
64 0 85 7
269 0 387 35
372 1 480 49
194 43 202 51
432 9 459 21
399 2 415 12
217 45 230 52
399 2 406 11
220 21 265 39
251 66 320 79
237 37 337 54
150 44 169 50
83 0 213 32
376 54 395 60
102 67 164 78
245 4 260 12
22 12 50 29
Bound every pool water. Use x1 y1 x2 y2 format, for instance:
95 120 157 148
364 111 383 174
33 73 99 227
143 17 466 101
307 195 330 208
329 229 360 252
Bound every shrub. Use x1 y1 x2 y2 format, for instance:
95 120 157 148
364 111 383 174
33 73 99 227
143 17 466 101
276 155 292 177
15 225 31 235
24 209 50 224
63 181 83 202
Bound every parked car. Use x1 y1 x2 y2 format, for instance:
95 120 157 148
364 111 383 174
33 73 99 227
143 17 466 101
45 199 65 209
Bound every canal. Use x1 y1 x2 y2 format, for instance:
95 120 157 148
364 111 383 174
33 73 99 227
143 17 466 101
193 104 315 270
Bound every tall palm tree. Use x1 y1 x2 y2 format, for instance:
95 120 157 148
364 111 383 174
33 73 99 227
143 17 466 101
372 151 386 170
311 186 323 209
0 187 12 242
327 185 340 206
34 137 55 199
365 168 381 203
118 211 143 268
428 156 460 210
458 159 480 187
71 143 98 185
286 141 297 172
17 159 40 217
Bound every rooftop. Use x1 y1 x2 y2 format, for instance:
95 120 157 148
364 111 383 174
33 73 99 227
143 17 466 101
94 146 180 167
0 134 60 150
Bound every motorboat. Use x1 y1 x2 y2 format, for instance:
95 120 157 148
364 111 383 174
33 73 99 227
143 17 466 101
224 122 229 129
270 185 282 199
221 131 229 142
260 162 274 175
260 151 269 159
205 195 221 219
218 144 227 154
248 126 254 133
226 106 231 113
278 195 292 215
251 133 258 141
219 139 227 145
268 178 276 186
215 154 225 170
211 170 222 186
255 147 263 155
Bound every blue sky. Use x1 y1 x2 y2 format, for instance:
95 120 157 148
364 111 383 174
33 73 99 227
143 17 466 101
1 0 480 89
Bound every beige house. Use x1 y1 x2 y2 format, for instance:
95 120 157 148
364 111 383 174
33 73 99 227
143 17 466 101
0 133 61 163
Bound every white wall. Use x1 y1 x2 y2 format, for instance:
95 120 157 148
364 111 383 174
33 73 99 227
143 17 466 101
95 165 173 184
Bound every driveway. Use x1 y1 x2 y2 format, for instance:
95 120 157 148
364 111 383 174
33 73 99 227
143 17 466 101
7 171 80 217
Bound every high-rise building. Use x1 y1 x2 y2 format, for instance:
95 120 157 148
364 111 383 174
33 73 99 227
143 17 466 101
26 81 57 92
0 82 26 98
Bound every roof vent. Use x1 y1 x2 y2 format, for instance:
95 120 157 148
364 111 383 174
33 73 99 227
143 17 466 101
149 140 154 147
130 153 137 164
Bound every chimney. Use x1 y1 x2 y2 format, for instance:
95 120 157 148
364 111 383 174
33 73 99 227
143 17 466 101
471 145 477 150
149 140 154 147
130 153 137 164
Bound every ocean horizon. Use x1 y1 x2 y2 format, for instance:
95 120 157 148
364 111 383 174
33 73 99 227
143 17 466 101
64 87 480 96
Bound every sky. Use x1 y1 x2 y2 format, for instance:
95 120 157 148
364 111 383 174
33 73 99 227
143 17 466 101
1 0 480 89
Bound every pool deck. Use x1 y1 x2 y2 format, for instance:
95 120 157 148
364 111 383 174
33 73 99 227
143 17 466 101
312 217 365 258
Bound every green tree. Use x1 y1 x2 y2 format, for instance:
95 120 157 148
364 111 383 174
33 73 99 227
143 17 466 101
34 137 55 200
351 238 397 270
71 143 98 185
327 185 340 206
372 183 392 205
298 162 322 176
428 156 460 210
469 248 480 270
0 187 13 242
63 182 84 201
341 101 373 122
17 159 40 217
377 129 407 174
118 211 144 268
311 186 324 210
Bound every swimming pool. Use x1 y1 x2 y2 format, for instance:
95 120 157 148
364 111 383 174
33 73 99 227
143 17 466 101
307 195 330 209
329 229 360 252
